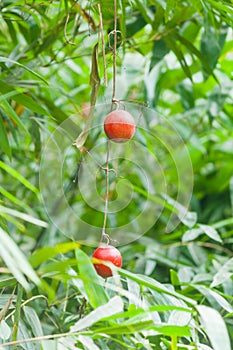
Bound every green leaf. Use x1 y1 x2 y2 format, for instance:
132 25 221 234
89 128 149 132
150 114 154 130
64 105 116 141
75 249 108 308
30 242 81 267
0 114 11 160
193 285 233 313
0 227 41 291
0 160 39 195
211 258 233 288
150 39 170 71
95 321 191 337
118 268 197 306
0 186 33 213
77 335 100 350
0 81 50 116
12 284 23 342
176 82 195 110
134 0 154 26
0 320 11 340
1 99 28 132
23 306 43 337
0 57 48 85
182 224 222 243
196 305 231 350
0 206 48 228
70 296 123 332
200 19 227 78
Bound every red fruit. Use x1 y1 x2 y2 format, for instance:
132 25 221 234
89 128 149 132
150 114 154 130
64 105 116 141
104 110 136 143
92 245 122 278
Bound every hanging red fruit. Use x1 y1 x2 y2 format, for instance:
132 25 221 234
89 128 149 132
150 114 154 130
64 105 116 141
92 245 122 278
104 110 136 143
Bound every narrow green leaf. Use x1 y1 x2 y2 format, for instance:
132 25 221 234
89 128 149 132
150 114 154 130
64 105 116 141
183 224 222 243
0 320 11 340
0 227 41 291
75 249 108 308
0 114 11 160
199 224 222 243
193 285 233 313
23 306 43 337
30 242 81 267
102 305 193 324
0 57 48 85
150 39 170 71
95 321 191 337
0 90 21 102
0 186 32 213
0 206 48 228
0 277 17 289
0 81 50 116
0 160 39 194
1 99 28 132
118 268 197 306
70 296 123 332
134 0 154 26
12 284 23 342
211 258 233 288
196 305 231 350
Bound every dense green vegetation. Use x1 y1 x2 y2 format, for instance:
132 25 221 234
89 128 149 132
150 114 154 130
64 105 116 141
0 0 233 349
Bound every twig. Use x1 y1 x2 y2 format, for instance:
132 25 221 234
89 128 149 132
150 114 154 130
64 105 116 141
64 12 76 46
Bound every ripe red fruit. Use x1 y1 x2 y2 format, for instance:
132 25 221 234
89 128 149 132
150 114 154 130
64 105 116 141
92 245 122 278
104 110 136 143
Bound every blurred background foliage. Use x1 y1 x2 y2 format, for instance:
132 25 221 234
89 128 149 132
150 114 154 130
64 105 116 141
0 0 233 349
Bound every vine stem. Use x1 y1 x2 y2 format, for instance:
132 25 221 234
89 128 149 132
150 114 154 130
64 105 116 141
100 0 117 244
112 0 117 103
101 140 111 242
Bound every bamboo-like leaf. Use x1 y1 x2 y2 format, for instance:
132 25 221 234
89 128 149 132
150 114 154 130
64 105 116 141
0 57 48 85
30 242 80 267
95 321 191 337
70 296 123 332
1 99 28 132
0 186 33 213
119 268 197 306
0 114 11 160
0 227 41 291
0 80 50 116
196 305 231 350
0 160 39 194
0 206 48 228
75 249 108 308
12 284 23 342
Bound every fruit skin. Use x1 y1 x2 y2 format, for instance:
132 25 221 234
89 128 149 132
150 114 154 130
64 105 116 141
104 110 136 143
92 245 122 278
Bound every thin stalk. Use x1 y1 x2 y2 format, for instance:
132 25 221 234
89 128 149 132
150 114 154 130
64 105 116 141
12 284 23 347
101 140 111 241
112 0 117 103
171 335 177 350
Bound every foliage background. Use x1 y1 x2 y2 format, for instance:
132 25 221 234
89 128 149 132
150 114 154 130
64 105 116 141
0 0 233 349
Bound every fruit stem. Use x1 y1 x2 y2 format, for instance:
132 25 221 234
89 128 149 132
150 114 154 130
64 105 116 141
101 139 111 241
